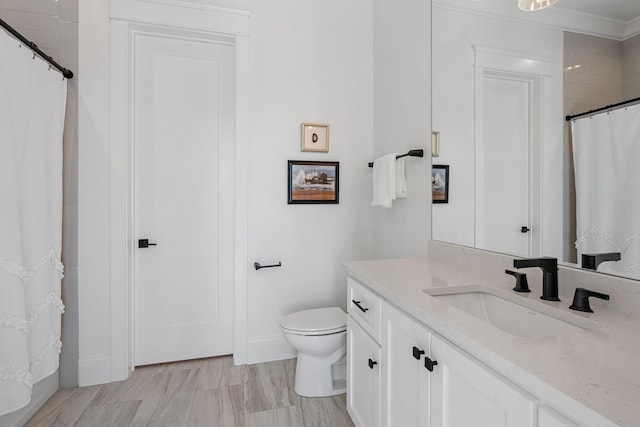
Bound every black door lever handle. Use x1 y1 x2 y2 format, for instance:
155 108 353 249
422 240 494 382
138 239 157 248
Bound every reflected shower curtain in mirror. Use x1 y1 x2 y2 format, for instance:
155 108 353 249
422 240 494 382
0 30 67 415
572 104 640 280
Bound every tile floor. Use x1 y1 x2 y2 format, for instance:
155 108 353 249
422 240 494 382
24 356 354 427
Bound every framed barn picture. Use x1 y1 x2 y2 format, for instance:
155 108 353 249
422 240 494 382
432 164 449 204
288 160 339 204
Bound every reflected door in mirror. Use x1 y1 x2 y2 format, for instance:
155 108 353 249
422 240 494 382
476 75 530 256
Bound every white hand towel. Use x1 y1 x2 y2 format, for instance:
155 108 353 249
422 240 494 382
371 153 398 208
395 157 407 199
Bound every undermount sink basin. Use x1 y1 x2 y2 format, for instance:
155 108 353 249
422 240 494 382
423 286 598 338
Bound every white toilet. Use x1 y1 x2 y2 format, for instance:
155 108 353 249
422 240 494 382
280 307 347 397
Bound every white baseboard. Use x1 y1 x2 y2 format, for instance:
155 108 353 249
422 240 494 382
247 335 296 364
0 371 58 427
78 356 112 386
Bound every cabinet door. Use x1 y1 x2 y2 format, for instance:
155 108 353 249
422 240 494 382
381 302 432 427
347 315 381 427
430 334 535 427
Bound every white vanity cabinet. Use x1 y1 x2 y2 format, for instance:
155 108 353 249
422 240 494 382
347 278 383 427
381 301 535 427
347 277 538 427
347 315 381 427
381 302 432 426
430 333 536 427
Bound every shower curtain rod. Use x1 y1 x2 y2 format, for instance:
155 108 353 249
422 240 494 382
565 96 640 121
0 17 74 79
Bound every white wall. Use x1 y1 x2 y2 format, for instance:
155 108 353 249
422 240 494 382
0 0 79 389
623 34 640 97
371 0 432 259
78 0 377 378
78 0 112 386
239 0 375 362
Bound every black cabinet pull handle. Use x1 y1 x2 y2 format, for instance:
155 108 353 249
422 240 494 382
368 358 377 369
412 346 425 360
521 226 530 233
424 356 438 372
352 300 369 313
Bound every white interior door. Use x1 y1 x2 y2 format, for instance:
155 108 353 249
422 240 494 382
476 74 530 256
134 34 235 366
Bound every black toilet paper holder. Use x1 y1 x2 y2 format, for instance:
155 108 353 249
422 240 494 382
254 261 282 270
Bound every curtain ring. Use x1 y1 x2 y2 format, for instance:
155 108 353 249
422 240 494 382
32 52 36 59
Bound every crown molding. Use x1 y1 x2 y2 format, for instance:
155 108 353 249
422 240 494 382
433 0 634 40
111 0 252 36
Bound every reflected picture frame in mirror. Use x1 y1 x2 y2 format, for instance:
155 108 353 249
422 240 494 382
432 165 449 204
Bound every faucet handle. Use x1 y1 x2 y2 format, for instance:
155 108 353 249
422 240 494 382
505 270 530 293
569 288 610 313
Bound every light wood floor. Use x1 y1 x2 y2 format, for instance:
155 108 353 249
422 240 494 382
24 357 354 427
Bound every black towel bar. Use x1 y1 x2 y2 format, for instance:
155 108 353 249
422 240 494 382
368 149 424 167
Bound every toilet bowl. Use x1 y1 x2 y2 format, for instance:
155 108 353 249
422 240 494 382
280 307 347 397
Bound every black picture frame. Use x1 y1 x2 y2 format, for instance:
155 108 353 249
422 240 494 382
288 160 339 204
432 164 449 204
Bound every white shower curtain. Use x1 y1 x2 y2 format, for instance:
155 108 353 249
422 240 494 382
571 103 640 280
0 30 67 415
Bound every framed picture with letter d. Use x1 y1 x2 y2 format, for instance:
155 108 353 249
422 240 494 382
301 123 330 152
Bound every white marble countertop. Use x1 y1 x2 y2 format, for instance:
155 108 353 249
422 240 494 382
343 257 640 427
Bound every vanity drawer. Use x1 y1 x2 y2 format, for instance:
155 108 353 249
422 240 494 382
348 277 382 344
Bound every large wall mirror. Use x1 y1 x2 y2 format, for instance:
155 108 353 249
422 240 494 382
432 0 640 280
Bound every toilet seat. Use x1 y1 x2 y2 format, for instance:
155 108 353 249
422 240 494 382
280 307 346 336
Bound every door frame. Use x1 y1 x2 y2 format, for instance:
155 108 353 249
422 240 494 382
109 17 250 380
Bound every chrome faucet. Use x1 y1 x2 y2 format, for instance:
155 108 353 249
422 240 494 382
513 257 560 301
